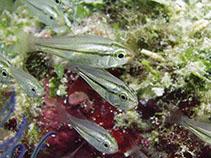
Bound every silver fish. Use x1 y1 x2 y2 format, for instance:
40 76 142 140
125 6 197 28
124 137 148 158
20 0 66 28
29 35 133 68
66 112 118 154
76 66 138 111
180 115 211 145
9 66 44 97
0 57 14 84
0 55 44 97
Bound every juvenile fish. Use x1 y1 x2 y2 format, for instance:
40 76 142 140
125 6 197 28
9 66 44 97
0 57 14 84
29 35 133 68
0 55 44 97
69 115 118 154
19 0 66 28
180 115 211 145
76 66 138 111
60 107 119 154
124 137 148 158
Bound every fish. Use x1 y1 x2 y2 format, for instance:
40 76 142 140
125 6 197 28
124 137 148 158
0 66 14 84
180 115 211 145
0 56 14 84
75 66 138 111
19 0 67 28
1 0 67 29
58 106 119 154
0 55 44 97
68 114 119 154
29 34 133 69
9 66 44 97
168 110 211 145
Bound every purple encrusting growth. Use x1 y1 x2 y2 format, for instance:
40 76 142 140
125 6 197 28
0 117 27 158
0 89 27 158
0 88 57 158
11 144 26 158
0 88 15 128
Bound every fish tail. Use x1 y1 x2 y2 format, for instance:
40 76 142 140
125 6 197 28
15 31 32 53
167 109 186 126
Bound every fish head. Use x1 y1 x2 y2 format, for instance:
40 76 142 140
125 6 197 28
10 67 44 97
96 134 119 154
0 67 14 84
25 0 66 28
107 87 138 111
23 79 44 97
109 43 134 67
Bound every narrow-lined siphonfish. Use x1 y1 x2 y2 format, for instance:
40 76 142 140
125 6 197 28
29 35 133 68
180 115 211 145
57 105 119 154
124 136 148 158
68 114 118 154
168 110 211 145
18 0 67 29
9 66 44 97
0 56 14 84
75 66 138 111
0 55 44 97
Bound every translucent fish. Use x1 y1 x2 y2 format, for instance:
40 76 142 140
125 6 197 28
29 35 133 68
20 0 66 28
0 117 27 158
124 137 148 158
31 131 56 158
76 66 138 111
9 66 44 97
180 115 211 145
0 88 15 128
64 110 118 154
0 55 44 97
0 55 14 84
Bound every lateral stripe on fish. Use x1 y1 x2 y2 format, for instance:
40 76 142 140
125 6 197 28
34 43 132 58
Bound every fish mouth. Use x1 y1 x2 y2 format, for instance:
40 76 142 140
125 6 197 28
128 105 137 111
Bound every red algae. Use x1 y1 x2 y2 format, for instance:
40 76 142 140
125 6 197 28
37 72 144 158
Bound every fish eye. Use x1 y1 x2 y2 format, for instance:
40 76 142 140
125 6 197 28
31 87 36 93
115 50 125 59
119 93 127 101
50 16 54 20
103 143 109 148
1 70 8 77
